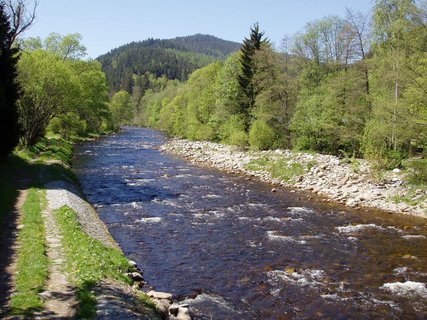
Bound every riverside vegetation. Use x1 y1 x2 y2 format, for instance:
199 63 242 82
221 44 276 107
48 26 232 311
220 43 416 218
1 0 427 318
0 136 161 319
120 1 427 205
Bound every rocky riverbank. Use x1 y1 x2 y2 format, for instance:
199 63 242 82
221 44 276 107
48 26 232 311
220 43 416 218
161 139 427 219
45 177 190 319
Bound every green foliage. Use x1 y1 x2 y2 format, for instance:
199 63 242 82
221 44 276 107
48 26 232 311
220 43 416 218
0 4 21 157
406 159 427 185
219 114 248 146
248 120 275 150
245 156 305 182
109 90 132 131
271 161 305 182
229 131 249 147
97 34 240 92
9 188 49 317
55 206 131 318
18 35 110 146
127 2 427 170
362 116 407 169
238 23 267 125
23 136 74 166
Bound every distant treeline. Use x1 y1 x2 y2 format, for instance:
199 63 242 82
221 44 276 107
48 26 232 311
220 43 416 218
120 0 426 170
97 34 241 92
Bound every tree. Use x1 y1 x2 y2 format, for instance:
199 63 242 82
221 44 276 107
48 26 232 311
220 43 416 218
44 32 86 59
17 49 79 146
22 32 87 59
362 0 424 165
0 3 20 157
4 0 37 46
109 90 132 131
346 8 372 112
238 22 267 128
252 43 296 148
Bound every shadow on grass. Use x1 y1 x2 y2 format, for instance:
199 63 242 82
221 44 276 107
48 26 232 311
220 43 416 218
0 154 82 318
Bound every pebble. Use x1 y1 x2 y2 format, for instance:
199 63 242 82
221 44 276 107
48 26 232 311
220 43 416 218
160 139 427 218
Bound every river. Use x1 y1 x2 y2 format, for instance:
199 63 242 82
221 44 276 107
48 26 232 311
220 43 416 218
73 127 427 319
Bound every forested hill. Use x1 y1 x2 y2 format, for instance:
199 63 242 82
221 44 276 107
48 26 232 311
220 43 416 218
169 34 241 59
97 34 241 92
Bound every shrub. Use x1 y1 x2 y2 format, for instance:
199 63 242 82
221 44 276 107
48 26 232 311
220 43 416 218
229 131 248 147
406 159 427 185
249 120 275 150
219 115 247 143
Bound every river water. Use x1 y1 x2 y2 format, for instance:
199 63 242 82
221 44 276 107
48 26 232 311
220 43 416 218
73 127 427 319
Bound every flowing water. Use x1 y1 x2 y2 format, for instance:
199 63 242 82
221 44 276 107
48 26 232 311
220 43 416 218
73 127 427 319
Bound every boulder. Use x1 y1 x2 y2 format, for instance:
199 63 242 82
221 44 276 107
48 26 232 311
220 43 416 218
130 272 144 282
147 290 173 300
169 304 191 320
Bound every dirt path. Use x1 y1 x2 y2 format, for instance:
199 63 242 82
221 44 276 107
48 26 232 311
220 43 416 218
34 195 77 319
0 189 27 317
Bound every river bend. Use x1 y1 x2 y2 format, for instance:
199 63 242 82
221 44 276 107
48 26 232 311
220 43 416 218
74 127 427 319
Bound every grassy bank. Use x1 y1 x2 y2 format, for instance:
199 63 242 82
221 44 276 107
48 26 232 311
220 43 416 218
54 205 131 318
1 136 159 318
8 188 49 317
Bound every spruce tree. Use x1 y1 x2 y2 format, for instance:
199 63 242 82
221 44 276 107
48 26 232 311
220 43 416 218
0 4 20 157
238 23 266 129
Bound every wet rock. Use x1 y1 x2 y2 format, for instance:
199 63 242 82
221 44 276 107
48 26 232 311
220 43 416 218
153 298 173 316
128 260 138 268
147 290 173 300
169 304 191 320
130 272 144 282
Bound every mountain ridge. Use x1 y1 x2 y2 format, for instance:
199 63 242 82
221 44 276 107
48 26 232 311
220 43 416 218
97 34 241 92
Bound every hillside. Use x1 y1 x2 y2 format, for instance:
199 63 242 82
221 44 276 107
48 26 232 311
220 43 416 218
97 34 241 92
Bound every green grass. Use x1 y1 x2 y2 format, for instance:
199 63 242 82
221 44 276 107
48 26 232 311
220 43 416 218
18 137 74 166
9 188 49 317
54 206 132 318
0 155 31 224
245 156 305 182
2 136 158 318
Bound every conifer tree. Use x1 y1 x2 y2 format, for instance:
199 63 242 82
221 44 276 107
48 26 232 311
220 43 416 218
0 3 20 157
238 23 266 129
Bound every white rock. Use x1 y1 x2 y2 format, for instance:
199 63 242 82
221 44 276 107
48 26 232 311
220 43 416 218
147 290 173 300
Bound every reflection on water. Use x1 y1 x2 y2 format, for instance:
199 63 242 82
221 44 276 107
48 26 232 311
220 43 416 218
74 127 427 319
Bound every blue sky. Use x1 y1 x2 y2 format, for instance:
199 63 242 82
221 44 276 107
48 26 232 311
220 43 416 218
23 0 373 58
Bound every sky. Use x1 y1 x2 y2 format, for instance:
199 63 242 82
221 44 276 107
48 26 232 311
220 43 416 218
23 0 373 59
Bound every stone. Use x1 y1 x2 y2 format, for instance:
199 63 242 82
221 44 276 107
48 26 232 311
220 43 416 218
128 260 138 268
392 168 401 173
147 290 173 300
176 306 191 320
271 188 277 193
153 298 172 316
38 291 52 299
285 267 296 274
130 272 144 281
169 304 180 316
169 304 191 320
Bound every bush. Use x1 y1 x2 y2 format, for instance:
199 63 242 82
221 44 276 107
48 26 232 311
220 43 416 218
249 120 275 150
219 115 247 143
406 159 427 185
229 131 248 147
186 123 215 141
